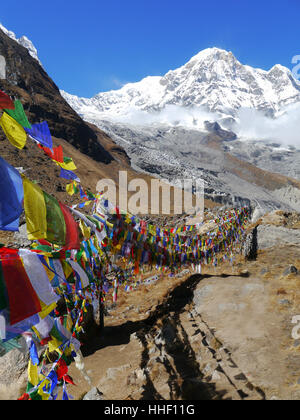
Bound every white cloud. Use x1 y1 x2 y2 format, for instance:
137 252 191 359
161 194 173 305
233 104 300 147
107 104 221 129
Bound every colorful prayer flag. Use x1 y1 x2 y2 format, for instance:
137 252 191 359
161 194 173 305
43 192 66 246
23 176 47 241
58 157 77 171
0 90 14 110
0 156 24 231
0 112 27 149
59 202 80 250
60 168 80 182
4 99 32 128
25 121 53 149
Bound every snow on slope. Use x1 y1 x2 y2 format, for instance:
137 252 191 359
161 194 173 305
0 23 42 65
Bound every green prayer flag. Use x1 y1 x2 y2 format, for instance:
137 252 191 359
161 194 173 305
43 191 66 246
5 100 32 129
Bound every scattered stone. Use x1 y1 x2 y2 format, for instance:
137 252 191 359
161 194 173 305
283 265 298 276
240 269 249 277
278 299 291 306
83 387 103 400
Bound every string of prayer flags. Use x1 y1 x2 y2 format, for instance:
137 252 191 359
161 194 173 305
0 156 24 231
25 121 53 149
0 111 27 149
0 90 15 110
4 99 32 129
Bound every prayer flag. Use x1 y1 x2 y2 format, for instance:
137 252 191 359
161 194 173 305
4 99 31 128
25 121 53 149
59 168 80 182
23 177 47 241
0 90 14 110
38 144 64 163
0 112 27 149
58 157 77 171
59 202 80 250
0 156 24 231
0 249 41 325
43 192 66 246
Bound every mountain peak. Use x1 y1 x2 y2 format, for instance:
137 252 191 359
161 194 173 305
62 46 300 126
189 47 234 61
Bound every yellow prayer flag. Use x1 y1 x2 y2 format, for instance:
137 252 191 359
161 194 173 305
42 257 55 282
37 379 51 400
66 182 75 196
79 219 91 239
0 112 27 149
38 302 57 320
28 361 39 387
61 260 74 279
57 159 77 171
23 176 47 240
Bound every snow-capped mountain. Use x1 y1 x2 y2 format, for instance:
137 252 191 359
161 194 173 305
61 47 300 128
62 48 300 212
0 23 42 65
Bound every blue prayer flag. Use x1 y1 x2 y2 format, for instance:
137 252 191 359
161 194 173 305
59 168 80 182
25 121 53 149
0 157 23 231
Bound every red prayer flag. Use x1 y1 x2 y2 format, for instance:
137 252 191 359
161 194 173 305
0 250 41 325
59 202 80 250
0 90 15 110
57 359 68 380
38 144 64 163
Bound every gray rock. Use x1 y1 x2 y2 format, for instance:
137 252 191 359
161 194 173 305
283 265 298 276
257 225 300 250
0 343 29 398
193 285 214 309
278 299 291 306
11 223 31 249
293 340 300 348
83 387 103 400
242 226 258 260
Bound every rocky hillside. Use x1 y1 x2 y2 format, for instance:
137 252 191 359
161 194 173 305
90 119 300 212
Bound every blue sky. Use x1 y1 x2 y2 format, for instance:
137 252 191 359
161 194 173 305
1 0 300 97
